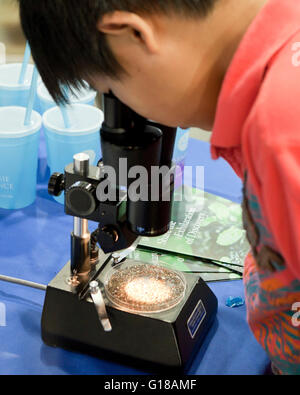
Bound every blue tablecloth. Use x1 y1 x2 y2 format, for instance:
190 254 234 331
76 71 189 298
0 137 269 375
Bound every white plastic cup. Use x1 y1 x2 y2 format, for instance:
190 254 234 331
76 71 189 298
0 106 42 209
38 82 97 114
43 104 104 204
0 63 40 109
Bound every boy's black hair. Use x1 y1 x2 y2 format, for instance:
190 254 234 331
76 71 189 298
18 0 217 103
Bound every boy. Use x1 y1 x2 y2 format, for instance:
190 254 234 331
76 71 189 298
18 0 300 374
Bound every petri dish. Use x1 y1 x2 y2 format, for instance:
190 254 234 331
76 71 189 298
104 261 186 314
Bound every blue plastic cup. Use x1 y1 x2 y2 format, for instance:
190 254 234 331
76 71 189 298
43 103 104 204
38 82 97 114
0 63 40 108
0 106 42 209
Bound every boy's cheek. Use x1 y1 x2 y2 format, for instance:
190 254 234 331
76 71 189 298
93 75 189 127
87 75 110 95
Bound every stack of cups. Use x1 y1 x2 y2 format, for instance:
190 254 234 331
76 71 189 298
0 63 39 109
0 42 43 210
0 43 105 210
0 106 41 209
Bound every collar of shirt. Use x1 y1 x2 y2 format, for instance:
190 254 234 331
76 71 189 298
211 0 300 158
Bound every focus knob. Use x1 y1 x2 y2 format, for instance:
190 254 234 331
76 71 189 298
48 172 65 197
66 181 97 217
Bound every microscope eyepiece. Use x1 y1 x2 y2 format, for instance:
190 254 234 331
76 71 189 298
100 94 177 242
103 92 146 132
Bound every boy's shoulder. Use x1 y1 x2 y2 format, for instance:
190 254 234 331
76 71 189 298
249 30 300 151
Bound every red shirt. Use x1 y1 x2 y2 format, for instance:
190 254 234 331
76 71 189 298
211 0 300 283
210 0 300 373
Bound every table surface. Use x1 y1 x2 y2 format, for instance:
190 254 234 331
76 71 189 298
0 137 269 375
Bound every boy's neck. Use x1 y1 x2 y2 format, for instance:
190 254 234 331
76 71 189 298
193 0 268 129
217 0 268 80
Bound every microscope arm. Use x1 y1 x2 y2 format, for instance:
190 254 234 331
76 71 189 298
48 93 177 279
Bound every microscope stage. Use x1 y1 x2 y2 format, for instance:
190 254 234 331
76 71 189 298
41 258 218 372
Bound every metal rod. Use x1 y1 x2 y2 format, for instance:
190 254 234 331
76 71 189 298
0 274 47 291
73 153 90 177
71 152 91 277
73 153 90 238
73 217 89 238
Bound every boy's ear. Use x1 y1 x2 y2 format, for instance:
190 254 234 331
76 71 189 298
97 11 159 53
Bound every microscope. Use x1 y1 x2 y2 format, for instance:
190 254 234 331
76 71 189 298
41 93 218 371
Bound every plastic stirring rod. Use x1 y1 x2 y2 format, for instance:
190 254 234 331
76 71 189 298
59 105 71 128
24 66 38 126
18 42 31 85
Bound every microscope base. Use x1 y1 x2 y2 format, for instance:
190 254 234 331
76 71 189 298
41 261 218 372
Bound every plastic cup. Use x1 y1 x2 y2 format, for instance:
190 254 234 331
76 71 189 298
0 63 40 108
0 106 42 209
38 82 97 114
43 103 104 204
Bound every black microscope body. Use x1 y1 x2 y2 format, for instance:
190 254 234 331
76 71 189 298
42 93 218 372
